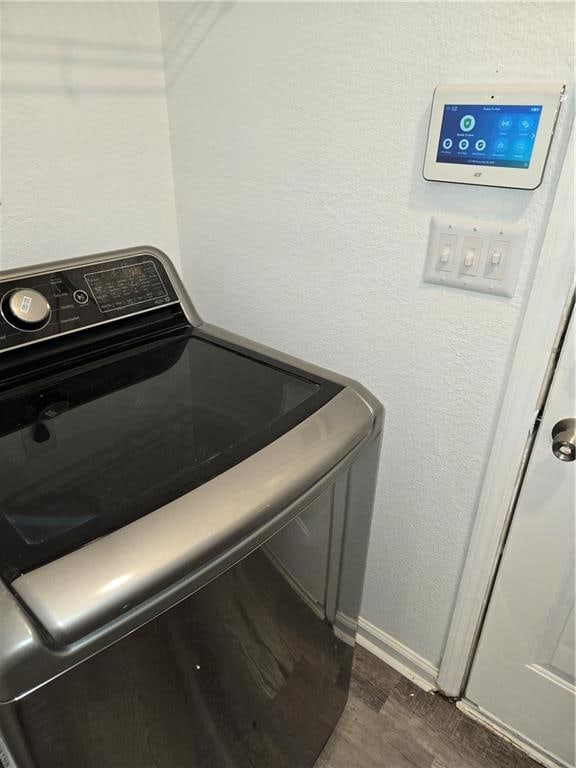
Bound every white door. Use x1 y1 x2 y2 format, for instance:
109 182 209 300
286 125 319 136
466 305 575 767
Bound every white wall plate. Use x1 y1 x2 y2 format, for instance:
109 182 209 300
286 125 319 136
423 215 528 297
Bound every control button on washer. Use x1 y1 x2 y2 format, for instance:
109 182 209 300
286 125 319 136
4 288 51 331
73 290 89 305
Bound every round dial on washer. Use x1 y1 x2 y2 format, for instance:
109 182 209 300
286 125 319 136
2 288 51 331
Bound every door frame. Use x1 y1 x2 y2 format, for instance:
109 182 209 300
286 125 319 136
437 121 575 697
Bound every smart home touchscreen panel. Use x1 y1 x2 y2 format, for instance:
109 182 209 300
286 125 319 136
423 85 564 189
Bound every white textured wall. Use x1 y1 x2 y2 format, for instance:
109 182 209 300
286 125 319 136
162 1 574 669
1 2 180 271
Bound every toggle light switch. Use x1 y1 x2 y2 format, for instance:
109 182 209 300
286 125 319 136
485 240 509 280
436 234 458 272
459 237 482 276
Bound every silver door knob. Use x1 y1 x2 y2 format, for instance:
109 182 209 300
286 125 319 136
552 418 576 462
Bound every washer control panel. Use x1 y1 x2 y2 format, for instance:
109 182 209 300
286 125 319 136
0 253 179 352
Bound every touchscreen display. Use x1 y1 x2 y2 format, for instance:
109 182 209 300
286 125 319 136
436 104 542 169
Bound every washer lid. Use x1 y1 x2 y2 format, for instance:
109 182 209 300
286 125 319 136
0 328 341 582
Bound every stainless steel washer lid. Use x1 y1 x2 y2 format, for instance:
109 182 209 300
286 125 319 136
12 387 374 645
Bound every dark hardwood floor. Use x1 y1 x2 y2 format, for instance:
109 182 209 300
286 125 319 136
317 646 543 768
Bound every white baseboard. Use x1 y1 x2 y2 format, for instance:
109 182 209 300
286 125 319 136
335 614 565 768
333 611 356 647
352 615 439 693
457 701 570 768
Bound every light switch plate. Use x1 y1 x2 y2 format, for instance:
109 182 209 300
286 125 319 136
423 215 528 297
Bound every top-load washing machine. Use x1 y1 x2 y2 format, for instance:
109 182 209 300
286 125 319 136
0 247 382 768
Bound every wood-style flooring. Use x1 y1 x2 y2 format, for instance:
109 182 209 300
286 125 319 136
317 646 543 768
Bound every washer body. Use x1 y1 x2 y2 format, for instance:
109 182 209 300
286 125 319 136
0 248 382 768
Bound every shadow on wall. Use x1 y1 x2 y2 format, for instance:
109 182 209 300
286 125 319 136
1 1 233 97
162 2 235 88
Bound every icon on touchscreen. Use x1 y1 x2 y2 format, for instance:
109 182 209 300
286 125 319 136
459 115 476 132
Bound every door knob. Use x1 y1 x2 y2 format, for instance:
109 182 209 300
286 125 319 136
551 418 576 462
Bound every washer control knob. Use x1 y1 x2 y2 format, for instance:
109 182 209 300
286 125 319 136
3 288 51 330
